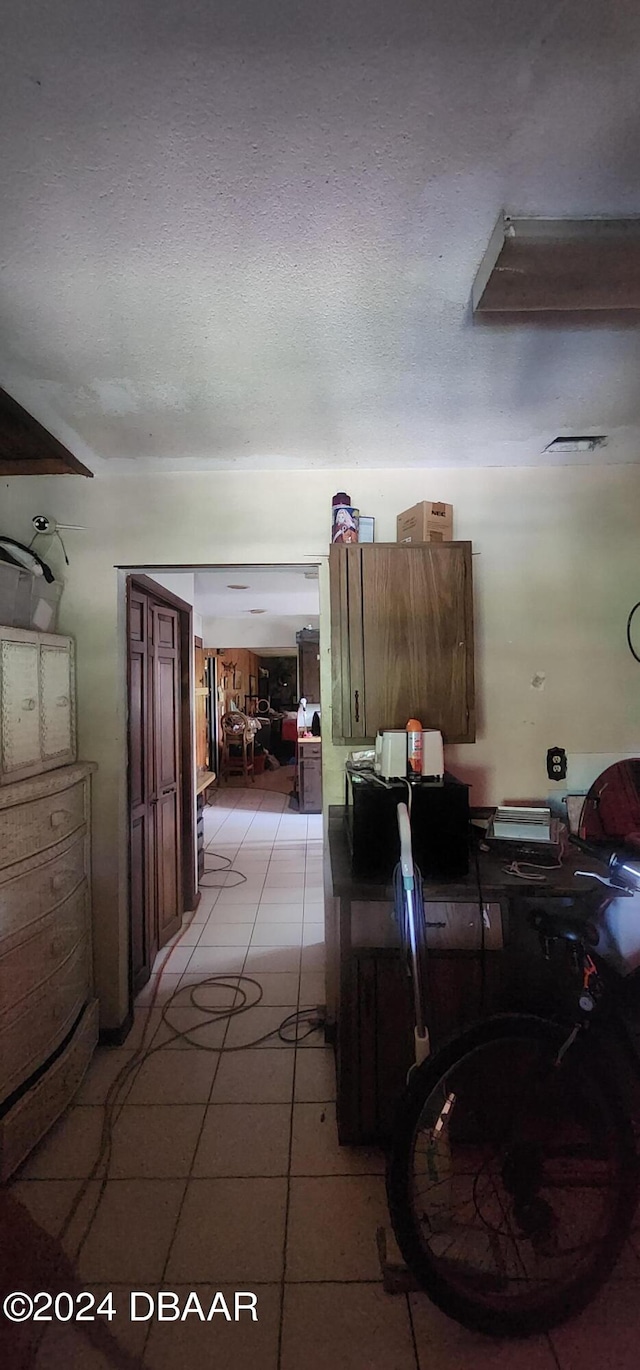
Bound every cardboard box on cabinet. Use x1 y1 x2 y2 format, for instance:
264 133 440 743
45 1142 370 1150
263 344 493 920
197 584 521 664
396 501 453 544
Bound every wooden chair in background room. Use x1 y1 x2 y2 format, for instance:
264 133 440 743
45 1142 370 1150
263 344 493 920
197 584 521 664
220 712 255 783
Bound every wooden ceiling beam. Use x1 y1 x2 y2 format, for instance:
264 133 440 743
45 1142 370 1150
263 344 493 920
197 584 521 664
0 386 93 476
472 216 640 313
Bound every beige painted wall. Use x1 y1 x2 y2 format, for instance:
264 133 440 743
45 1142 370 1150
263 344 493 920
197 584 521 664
2 464 639 1029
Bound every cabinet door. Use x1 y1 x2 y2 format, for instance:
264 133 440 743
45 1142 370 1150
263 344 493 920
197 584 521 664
0 638 41 776
299 638 320 703
40 640 75 765
330 542 475 742
330 545 366 740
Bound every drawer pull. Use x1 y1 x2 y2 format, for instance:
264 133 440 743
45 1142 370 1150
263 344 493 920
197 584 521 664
22 698 36 711
51 872 70 893
56 695 69 707
50 810 70 829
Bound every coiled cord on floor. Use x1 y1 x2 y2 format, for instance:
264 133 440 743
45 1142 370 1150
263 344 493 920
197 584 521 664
59 851 325 1260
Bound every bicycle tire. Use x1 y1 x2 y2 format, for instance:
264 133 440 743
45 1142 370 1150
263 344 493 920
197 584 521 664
387 1014 638 1337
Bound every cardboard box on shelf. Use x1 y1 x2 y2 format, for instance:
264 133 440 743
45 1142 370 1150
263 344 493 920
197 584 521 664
397 501 453 544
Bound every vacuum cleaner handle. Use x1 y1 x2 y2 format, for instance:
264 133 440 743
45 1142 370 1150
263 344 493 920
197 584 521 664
396 802 429 1064
397 803 414 886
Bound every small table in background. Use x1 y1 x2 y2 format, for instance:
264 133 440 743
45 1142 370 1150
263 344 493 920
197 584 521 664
297 736 322 813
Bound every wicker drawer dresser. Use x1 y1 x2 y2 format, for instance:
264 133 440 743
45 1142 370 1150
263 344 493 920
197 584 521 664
0 761 98 1179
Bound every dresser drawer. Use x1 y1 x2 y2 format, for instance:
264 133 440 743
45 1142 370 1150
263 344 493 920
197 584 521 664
0 885 88 1018
0 780 86 870
301 743 322 760
0 938 90 1103
0 998 99 1181
423 901 504 951
0 834 87 951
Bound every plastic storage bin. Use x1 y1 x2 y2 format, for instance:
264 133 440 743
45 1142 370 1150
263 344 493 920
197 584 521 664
0 563 62 632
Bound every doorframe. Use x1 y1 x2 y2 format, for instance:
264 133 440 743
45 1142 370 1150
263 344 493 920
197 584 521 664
126 574 197 991
120 559 322 1031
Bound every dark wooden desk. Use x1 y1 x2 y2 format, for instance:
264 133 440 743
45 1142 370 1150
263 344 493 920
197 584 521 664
327 806 609 1144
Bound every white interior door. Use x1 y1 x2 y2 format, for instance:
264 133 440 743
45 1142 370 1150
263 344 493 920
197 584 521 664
0 639 41 774
40 642 75 762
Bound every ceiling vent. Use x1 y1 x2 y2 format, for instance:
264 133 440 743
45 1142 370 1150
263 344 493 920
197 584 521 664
545 435 608 453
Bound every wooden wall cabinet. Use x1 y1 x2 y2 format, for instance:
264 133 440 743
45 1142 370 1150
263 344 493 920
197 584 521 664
329 542 475 743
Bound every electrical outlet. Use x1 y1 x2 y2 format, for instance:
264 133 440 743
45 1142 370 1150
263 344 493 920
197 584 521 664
547 746 567 781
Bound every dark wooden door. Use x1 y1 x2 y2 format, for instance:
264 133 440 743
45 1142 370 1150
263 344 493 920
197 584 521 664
194 636 208 773
151 603 182 947
128 589 157 991
299 637 320 703
128 588 183 991
330 542 475 743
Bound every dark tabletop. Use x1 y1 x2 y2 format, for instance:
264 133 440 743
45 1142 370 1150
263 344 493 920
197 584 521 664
328 805 610 902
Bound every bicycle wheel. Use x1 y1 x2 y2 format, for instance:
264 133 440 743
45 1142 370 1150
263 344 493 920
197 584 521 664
387 1014 638 1337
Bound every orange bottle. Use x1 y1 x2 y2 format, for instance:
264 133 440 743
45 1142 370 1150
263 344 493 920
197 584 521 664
406 718 423 777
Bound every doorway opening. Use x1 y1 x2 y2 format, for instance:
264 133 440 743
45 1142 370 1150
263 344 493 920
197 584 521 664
124 563 321 1003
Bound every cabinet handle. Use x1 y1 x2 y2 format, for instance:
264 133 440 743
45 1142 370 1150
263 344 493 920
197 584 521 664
354 690 360 724
56 695 69 707
22 698 36 711
50 810 70 829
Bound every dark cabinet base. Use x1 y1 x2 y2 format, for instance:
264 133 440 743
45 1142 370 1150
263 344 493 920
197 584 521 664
298 741 322 813
337 950 414 1145
337 949 506 1146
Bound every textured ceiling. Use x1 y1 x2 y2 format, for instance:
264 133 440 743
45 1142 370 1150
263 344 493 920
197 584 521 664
2 0 640 472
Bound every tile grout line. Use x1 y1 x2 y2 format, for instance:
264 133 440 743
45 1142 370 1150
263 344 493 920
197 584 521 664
275 825 307 1370
405 1293 423 1370
545 1332 564 1370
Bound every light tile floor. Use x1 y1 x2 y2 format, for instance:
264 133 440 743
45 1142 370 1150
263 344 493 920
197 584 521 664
10 786 640 1368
